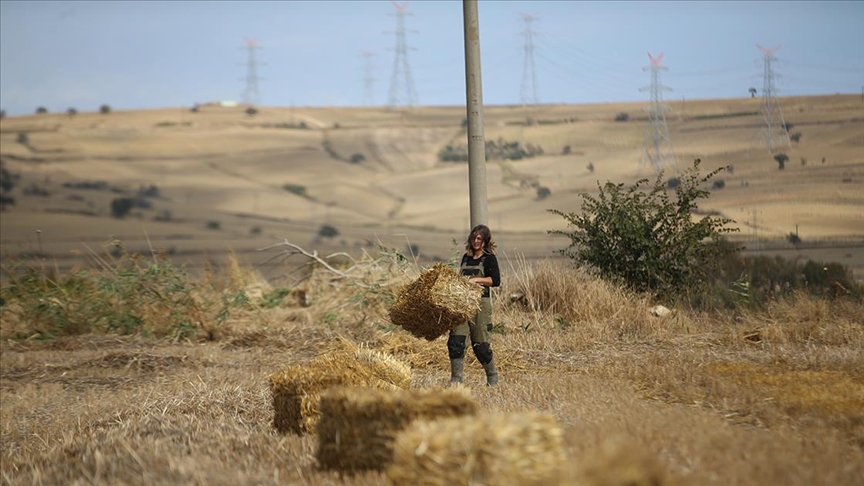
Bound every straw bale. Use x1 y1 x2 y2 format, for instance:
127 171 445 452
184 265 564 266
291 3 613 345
316 385 478 473
268 341 412 434
388 263 484 341
387 411 566 486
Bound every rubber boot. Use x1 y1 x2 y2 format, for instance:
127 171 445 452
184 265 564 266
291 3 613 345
483 358 499 386
449 358 464 384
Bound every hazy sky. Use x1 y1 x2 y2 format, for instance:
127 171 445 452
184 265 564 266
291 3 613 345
1 0 862 115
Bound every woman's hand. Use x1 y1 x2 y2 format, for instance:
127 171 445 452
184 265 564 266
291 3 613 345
469 277 491 287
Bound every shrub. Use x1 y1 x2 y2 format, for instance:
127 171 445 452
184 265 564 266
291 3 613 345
548 159 739 300
67 108 77 117
350 153 366 164
536 186 551 200
100 104 111 114
587 162 595 173
790 132 802 143
666 177 679 189
110 197 135 218
0 194 15 209
0 251 244 339
774 153 789 170
206 221 221 230
800 157 807 167
283 184 307 197
1 165 20 192
318 224 339 239
562 145 572 155
36 107 48 114
250 226 263 236
614 112 629 122
712 179 725 189
245 107 258 116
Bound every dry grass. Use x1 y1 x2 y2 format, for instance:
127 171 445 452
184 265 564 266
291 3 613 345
2 257 864 485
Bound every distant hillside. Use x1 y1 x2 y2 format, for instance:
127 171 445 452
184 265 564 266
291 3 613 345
1 94 862 280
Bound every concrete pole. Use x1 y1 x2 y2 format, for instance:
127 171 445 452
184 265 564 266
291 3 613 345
463 0 488 228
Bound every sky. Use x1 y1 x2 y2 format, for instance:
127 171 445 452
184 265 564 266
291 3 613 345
1 0 863 116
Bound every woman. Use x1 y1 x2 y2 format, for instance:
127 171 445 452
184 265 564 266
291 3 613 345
448 224 500 386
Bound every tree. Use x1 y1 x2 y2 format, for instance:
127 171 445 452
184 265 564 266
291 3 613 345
548 159 739 300
67 107 77 117
36 107 48 114
774 153 789 170
110 197 135 218
100 104 111 114
749 87 757 98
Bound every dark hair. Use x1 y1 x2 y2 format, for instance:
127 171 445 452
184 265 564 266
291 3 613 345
464 224 497 255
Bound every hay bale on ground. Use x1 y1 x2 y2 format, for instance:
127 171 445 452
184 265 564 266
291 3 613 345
388 263 483 341
387 411 566 486
316 385 478 473
268 341 412 434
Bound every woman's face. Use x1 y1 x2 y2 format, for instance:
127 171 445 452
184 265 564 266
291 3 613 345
471 232 484 252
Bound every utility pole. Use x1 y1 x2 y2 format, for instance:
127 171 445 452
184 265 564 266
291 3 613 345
754 44 791 153
386 1 418 110
360 50 378 106
463 0 487 228
239 37 265 106
640 53 677 176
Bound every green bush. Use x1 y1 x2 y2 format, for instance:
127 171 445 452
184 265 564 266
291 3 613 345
100 104 111 114
0 251 249 340
549 159 739 300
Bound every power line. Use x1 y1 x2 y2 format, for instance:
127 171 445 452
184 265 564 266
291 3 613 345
753 44 791 154
519 13 540 106
238 37 265 106
640 53 678 177
385 1 418 109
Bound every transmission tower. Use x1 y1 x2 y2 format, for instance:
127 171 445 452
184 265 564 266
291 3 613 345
519 13 539 106
753 44 791 153
640 53 678 176
386 1 418 109
360 50 378 106
239 37 265 106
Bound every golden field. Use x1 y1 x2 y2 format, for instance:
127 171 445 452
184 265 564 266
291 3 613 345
0 95 862 485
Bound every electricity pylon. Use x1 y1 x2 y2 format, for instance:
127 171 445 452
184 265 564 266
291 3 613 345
239 37 265 106
360 50 378 106
519 13 539 106
753 44 791 154
640 53 678 176
386 1 418 109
